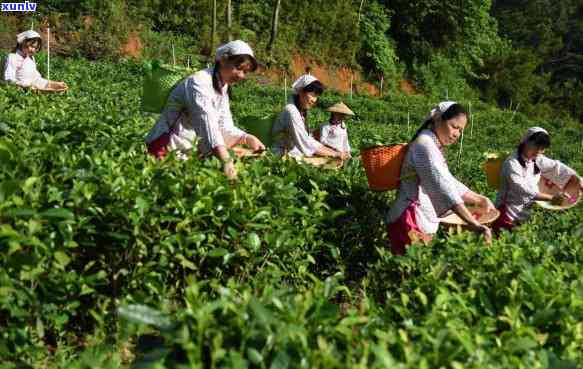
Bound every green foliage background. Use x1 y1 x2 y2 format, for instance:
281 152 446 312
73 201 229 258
5 0 583 120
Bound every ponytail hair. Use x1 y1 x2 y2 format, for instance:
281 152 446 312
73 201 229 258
410 119 433 142
293 94 310 133
410 103 467 142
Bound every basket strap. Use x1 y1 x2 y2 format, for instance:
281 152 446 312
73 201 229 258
399 171 417 183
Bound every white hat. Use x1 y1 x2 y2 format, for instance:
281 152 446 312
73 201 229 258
17 30 42 44
521 126 549 144
215 40 256 66
424 101 458 123
291 74 318 94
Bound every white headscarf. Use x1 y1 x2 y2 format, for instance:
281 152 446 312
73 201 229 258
521 126 549 144
424 101 458 123
17 30 41 44
292 74 318 94
215 40 256 63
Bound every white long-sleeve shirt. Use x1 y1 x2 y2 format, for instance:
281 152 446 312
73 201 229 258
145 67 246 157
271 100 323 157
387 130 470 234
3 50 49 89
319 123 351 153
496 152 576 222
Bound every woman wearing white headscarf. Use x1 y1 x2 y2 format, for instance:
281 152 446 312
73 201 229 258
386 101 495 255
271 74 347 159
3 30 68 91
145 40 265 179
492 127 583 233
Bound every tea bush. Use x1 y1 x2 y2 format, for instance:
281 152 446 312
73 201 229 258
1 57 582 368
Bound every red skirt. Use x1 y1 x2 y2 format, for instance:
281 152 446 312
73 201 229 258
387 202 433 255
491 205 515 235
147 131 172 160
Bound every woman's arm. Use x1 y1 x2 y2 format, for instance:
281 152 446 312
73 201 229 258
452 203 492 243
286 108 330 157
413 137 491 242
536 155 577 188
3 55 28 87
186 81 236 176
213 145 237 179
220 96 265 152
3 55 17 83
462 191 496 212
314 145 346 159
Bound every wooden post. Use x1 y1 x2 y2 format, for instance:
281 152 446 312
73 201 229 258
379 75 384 98
357 0 366 23
469 101 474 138
47 27 50 81
172 42 176 66
457 129 465 168
267 0 282 57
210 0 217 58
284 74 287 103
511 103 521 123
350 73 353 100
226 0 233 41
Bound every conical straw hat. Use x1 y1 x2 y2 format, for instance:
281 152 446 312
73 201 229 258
326 102 355 116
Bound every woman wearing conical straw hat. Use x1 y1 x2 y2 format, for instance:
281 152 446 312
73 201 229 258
317 102 354 158
3 30 68 91
271 74 348 159
386 101 495 255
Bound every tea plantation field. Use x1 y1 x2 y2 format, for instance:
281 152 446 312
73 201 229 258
1 57 583 369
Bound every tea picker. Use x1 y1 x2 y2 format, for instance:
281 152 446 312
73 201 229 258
143 40 266 179
2 29 68 92
487 127 583 234
315 102 355 158
364 101 495 255
271 74 347 161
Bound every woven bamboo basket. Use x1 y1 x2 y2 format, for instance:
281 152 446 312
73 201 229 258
142 63 191 113
232 147 266 159
299 156 344 170
360 144 407 191
440 206 500 234
483 154 504 190
536 177 581 210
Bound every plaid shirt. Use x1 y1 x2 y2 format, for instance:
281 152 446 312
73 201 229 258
387 130 469 234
